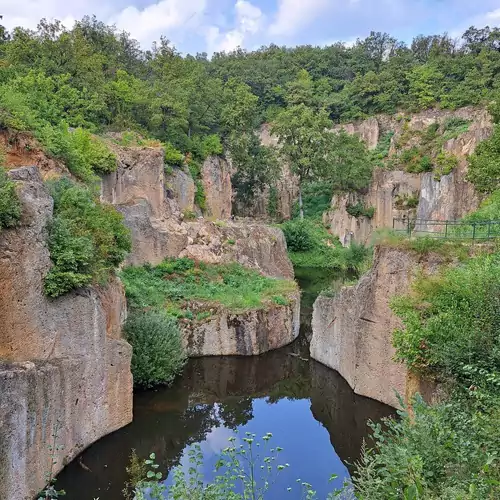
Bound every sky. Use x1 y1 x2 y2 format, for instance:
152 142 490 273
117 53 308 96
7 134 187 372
2 0 500 55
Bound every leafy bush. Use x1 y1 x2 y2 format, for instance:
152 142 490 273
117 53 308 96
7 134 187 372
0 166 22 230
346 202 375 219
281 219 315 252
442 117 471 139
44 178 131 297
434 151 458 180
187 159 207 211
267 185 279 219
354 395 500 500
467 125 500 193
124 311 186 389
394 192 419 210
199 134 223 158
164 142 184 166
391 252 500 381
372 131 394 166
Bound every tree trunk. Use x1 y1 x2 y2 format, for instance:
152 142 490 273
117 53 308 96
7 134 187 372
298 184 304 220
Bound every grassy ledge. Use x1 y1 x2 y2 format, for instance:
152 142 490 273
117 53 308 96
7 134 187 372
120 257 298 321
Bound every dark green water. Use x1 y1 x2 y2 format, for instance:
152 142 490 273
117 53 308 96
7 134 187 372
57 268 393 499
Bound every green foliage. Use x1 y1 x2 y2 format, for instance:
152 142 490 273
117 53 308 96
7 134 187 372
133 434 346 499
0 166 22 230
164 142 184 166
391 252 500 381
371 131 394 166
346 202 375 219
281 219 371 272
120 258 297 317
124 311 186 389
44 178 131 297
434 151 458 180
394 192 419 210
291 181 333 220
187 159 207 211
281 219 315 252
353 395 500 499
467 125 500 193
442 117 471 139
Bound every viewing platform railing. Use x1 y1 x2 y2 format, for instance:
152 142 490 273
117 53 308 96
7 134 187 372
392 218 500 242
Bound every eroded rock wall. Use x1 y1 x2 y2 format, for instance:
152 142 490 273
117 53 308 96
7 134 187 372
101 147 294 279
0 167 132 500
310 245 443 407
182 291 300 356
201 156 232 219
326 107 493 245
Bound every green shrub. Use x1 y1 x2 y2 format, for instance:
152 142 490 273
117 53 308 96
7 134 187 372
372 131 394 166
124 311 186 389
164 142 184 166
187 159 207 211
200 134 223 158
0 166 22 230
346 202 375 219
467 125 500 193
281 219 315 252
44 179 131 297
442 117 471 139
354 395 500 500
434 151 458 180
394 192 419 210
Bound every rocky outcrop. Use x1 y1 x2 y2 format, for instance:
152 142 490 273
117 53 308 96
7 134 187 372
166 167 196 214
201 155 232 219
326 107 493 245
310 245 443 407
327 170 421 246
182 291 300 357
180 222 294 279
101 147 294 279
0 167 132 500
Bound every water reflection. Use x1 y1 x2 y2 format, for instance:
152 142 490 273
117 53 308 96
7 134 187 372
57 350 393 499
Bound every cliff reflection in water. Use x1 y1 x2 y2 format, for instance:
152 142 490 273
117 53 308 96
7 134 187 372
57 345 394 499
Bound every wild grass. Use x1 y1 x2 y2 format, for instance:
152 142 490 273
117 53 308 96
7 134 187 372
120 258 297 319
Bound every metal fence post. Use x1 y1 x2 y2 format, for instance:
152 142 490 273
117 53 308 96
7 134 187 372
472 222 476 243
487 221 491 240
407 217 411 237
444 221 448 239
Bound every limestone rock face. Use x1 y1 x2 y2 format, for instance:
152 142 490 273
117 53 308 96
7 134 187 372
167 167 195 213
101 147 294 278
327 170 421 246
326 107 493 245
201 156 232 219
181 222 294 279
310 245 443 407
182 291 300 356
0 167 132 500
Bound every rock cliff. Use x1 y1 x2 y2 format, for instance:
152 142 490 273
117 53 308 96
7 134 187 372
101 146 294 279
0 167 132 500
201 156 232 219
326 107 493 245
310 245 443 407
182 291 300 356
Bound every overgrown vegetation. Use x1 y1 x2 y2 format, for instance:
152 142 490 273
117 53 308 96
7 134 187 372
394 192 419 210
44 178 131 297
0 166 21 230
467 124 500 193
124 311 186 389
120 258 297 319
346 202 375 219
281 219 371 272
353 250 500 499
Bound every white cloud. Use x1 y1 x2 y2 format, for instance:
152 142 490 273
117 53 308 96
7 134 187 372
269 0 332 37
206 0 264 53
111 0 207 48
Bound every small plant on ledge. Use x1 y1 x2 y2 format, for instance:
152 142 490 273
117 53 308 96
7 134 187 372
346 202 375 219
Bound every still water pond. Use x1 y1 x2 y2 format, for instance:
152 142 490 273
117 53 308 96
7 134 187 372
57 269 393 499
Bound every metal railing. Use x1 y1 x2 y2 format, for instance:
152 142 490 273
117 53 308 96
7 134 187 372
392 218 500 242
